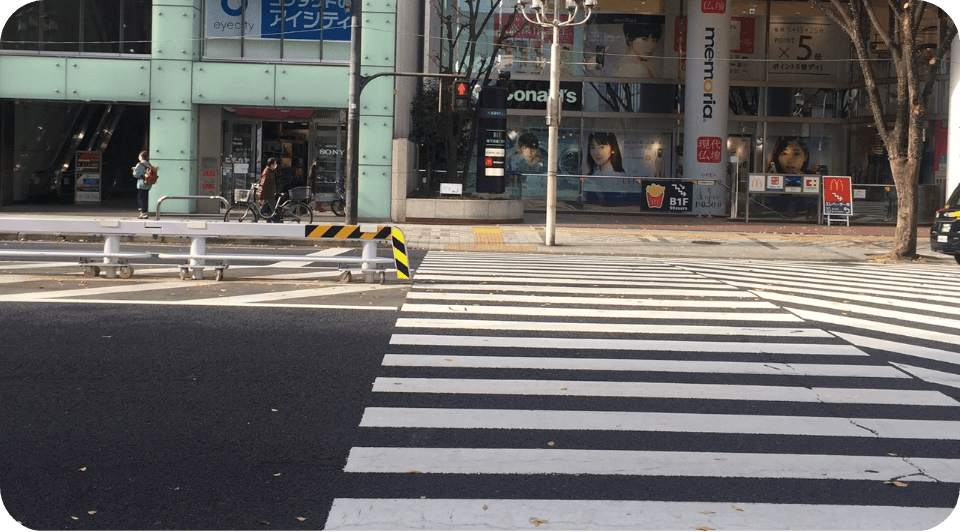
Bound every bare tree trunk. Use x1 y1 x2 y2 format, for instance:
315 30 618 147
887 157 919 259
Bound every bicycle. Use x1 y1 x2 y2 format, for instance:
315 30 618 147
224 183 313 223
330 174 346 217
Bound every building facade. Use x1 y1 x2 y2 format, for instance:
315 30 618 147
1 0 956 221
0 0 419 219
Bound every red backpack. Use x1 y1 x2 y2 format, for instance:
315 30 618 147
143 165 159 185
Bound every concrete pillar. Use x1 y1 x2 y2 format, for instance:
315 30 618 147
148 0 201 213
682 0 732 216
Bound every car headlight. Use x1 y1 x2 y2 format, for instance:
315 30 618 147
943 223 953 232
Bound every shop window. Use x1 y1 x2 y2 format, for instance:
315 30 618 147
0 0 151 54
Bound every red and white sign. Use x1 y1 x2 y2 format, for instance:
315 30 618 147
822 176 853 215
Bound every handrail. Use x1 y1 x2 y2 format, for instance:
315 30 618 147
155 196 230 220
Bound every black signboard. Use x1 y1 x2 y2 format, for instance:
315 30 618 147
640 180 693 212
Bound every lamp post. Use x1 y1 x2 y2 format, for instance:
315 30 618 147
517 0 596 246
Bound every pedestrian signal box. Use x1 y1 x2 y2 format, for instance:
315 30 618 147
452 80 471 113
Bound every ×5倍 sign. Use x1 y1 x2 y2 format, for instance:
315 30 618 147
206 0 351 41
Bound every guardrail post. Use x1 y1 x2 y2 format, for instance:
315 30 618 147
189 237 206 280
102 236 120 278
361 240 376 283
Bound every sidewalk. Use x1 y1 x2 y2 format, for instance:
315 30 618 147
0 202 949 264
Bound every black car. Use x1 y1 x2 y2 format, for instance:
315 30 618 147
931 183 960 265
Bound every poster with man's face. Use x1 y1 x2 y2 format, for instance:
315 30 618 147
584 14 666 79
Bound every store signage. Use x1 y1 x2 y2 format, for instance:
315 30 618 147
640 181 693 212
823 176 853 215
206 0 351 41
506 80 582 111
75 151 102 204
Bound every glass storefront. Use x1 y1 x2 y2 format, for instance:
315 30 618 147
438 0 950 218
219 108 344 206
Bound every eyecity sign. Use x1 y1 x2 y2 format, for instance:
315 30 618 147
682 0 731 216
205 0 351 41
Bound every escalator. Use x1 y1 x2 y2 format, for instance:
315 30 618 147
29 104 126 202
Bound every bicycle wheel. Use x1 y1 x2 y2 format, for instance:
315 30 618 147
278 204 309 223
225 203 258 222
287 202 313 223
330 199 345 217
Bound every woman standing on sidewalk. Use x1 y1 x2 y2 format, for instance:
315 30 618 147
131 151 151 219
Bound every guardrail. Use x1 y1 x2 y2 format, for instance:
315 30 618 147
0 218 411 283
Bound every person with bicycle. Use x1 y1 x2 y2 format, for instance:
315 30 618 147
259 158 280 222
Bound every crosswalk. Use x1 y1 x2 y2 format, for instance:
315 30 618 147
326 251 960 530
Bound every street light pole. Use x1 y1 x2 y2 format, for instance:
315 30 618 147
518 0 595 246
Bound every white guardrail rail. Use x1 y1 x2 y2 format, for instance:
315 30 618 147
0 218 411 283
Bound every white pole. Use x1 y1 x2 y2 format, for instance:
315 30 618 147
545 24 560 246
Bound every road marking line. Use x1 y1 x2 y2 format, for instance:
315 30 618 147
360 407 959 438
404 291 775 308
371 377 955 406
398 304 800 321
343 447 960 481
788 308 960 348
393 318 831 337
831 331 960 366
380 354 901 377
323 498 953 531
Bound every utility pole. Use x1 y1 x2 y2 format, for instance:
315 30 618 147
344 0 362 224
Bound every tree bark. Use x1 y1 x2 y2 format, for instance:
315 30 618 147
887 157 919 259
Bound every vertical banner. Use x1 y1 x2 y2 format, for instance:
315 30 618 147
683 0 731 216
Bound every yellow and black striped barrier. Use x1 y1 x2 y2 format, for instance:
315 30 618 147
303 224 410 280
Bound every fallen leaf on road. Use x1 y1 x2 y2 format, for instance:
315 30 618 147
732 506 743 512
296 517 307 522
482 505 488 510
699 511 714 515
71 516 79 520
692 527 713 531
273 473 282 477
87 511 97 515
78 467 87 472
260 520 270 525
405 470 421 474
530 518 549 527
547 441 555 447
884 481 908 487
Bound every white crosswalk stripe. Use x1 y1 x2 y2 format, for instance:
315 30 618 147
327 252 960 530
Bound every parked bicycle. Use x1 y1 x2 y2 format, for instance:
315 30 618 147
330 174 346 217
224 183 313 223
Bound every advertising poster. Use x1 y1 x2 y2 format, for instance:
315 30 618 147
584 14 667 80
496 14 576 75
580 129 671 203
766 17 843 81
640 181 693 212
748 173 766 192
823 176 853 215
803 176 820 193
505 128 581 200
205 0 351 41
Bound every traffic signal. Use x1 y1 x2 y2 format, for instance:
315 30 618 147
452 80 472 113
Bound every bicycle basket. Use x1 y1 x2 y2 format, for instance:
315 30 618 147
288 186 312 201
234 188 252 202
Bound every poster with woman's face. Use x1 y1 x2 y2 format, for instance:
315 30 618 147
584 14 666 79
583 131 670 178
